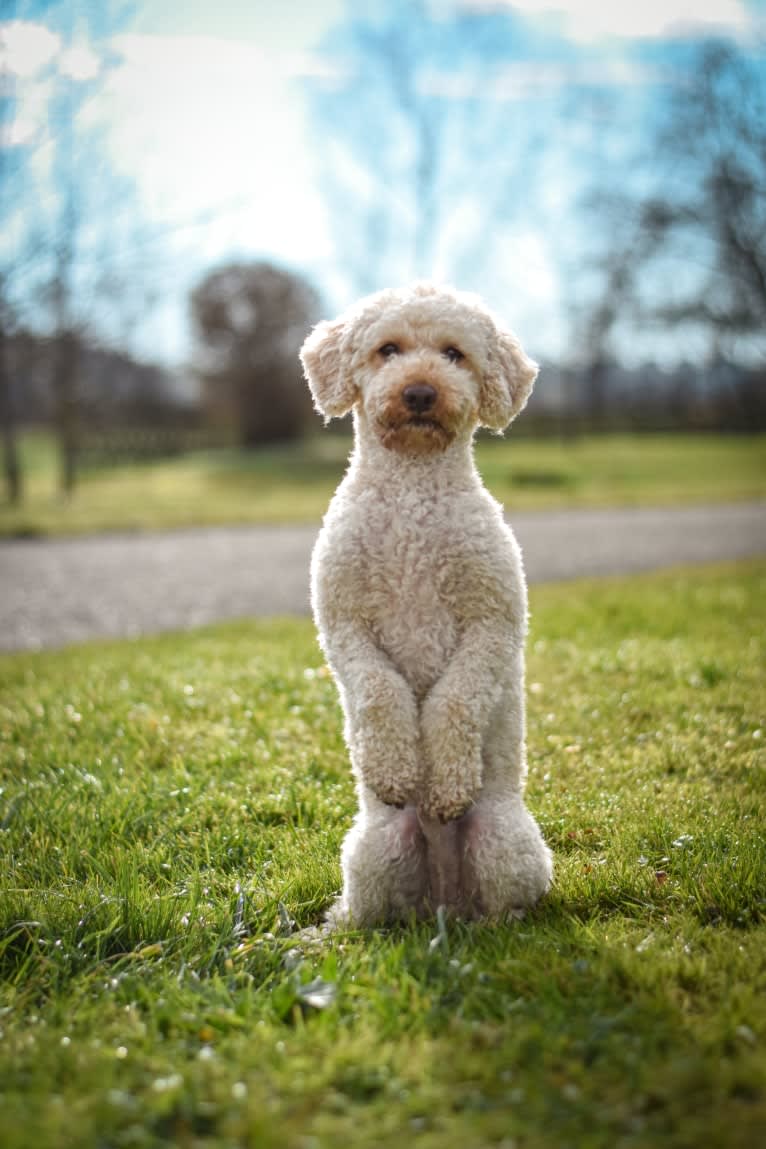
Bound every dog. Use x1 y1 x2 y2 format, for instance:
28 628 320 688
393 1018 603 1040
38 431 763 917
300 282 552 925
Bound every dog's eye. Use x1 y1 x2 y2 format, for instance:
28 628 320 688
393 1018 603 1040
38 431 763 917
378 343 400 359
443 346 464 363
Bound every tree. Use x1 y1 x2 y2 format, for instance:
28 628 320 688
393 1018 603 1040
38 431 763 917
1 0 147 496
190 262 320 446
639 41 766 359
306 0 555 300
0 29 23 504
564 35 766 432
578 37 766 385
567 215 662 428
0 299 22 505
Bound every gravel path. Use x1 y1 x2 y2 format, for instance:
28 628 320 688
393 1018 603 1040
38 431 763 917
2 501 764 652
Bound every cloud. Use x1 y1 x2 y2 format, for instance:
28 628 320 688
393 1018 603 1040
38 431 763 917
58 42 101 82
460 0 755 41
1 20 102 150
1 19 101 79
420 56 657 100
0 19 59 77
101 33 328 256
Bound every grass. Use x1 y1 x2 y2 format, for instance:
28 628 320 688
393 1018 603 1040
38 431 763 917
1 561 764 1148
1 430 764 536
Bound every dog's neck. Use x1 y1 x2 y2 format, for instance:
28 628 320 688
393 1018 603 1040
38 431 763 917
349 413 482 495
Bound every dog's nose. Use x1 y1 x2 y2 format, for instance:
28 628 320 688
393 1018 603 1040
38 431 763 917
402 383 437 414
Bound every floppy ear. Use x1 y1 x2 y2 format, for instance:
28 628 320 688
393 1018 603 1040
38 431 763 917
300 317 358 420
480 327 538 431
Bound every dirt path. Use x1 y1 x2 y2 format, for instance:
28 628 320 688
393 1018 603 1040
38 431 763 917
2 502 764 651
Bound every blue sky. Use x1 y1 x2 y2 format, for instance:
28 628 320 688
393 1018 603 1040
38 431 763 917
2 0 765 367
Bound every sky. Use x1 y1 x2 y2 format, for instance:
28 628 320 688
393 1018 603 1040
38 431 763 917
1 0 765 368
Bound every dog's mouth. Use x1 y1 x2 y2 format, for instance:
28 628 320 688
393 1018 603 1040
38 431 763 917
377 415 455 454
405 415 443 431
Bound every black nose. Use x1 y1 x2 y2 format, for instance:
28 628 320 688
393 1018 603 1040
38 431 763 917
402 383 437 414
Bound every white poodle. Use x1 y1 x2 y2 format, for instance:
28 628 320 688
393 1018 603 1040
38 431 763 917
300 282 552 926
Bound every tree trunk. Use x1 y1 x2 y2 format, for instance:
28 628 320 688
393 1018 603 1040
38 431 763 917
586 358 608 432
0 328 22 505
52 329 79 496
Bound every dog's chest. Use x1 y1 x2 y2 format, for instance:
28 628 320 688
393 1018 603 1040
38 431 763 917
357 504 465 691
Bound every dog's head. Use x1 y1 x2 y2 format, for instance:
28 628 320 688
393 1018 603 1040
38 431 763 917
300 282 537 454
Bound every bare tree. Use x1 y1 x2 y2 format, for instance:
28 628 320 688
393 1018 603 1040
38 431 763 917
41 5 121 494
0 295 21 504
568 205 667 427
578 38 766 388
0 32 22 504
639 41 766 356
307 0 552 299
1 0 143 496
563 36 766 433
190 262 320 446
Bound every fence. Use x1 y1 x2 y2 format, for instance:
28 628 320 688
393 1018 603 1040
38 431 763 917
76 426 236 468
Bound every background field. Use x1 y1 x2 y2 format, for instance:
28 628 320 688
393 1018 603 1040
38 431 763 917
1 561 764 1148
1 431 765 537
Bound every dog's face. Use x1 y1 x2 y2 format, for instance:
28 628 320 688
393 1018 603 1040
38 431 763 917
356 299 486 455
301 283 538 454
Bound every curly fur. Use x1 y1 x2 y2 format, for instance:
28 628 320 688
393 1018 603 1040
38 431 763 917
300 282 552 926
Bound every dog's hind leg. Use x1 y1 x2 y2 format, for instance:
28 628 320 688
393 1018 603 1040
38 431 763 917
328 801 429 927
460 795 552 917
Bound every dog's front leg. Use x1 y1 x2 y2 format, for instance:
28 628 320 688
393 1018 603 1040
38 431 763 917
420 620 521 822
324 622 423 808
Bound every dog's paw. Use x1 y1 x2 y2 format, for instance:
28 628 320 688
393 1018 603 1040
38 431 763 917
421 752 481 822
371 777 413 809
420 782 475 823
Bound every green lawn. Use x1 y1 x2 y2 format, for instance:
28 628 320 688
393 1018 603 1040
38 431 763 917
1 562 764 1148
1 431 764 536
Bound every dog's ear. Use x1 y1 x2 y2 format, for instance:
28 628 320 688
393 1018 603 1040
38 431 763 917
480 327 538 431
300 317 358 420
